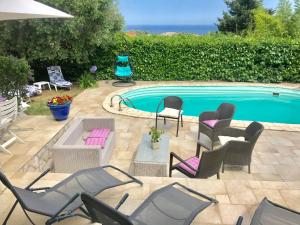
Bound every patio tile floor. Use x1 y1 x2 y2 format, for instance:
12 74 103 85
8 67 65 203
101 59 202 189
0 81 300 225
1 174 300 225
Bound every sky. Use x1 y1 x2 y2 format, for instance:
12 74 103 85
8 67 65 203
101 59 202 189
119 0 280 25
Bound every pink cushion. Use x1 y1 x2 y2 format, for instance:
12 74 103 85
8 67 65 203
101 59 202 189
178 156 200 176
0 96 6 102
202 119 219 128
85 137 106 148
88 128 110 138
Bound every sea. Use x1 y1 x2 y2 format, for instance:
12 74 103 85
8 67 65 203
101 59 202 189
125 24 217 35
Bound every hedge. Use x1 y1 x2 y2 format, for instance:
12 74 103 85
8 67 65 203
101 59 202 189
29 34 300 83
110 34 300 83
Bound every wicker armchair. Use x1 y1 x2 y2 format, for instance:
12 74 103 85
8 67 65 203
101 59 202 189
169 144 227 179
197 103 235 150
155 96 183 137
220 121 264 174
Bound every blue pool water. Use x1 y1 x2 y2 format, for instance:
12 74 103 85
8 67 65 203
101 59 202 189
121 86 300 124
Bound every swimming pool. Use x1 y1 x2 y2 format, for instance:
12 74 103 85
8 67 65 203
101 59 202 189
121 86 300 124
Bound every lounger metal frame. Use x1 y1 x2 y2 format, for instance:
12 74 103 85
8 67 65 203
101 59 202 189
1 165 142 225
47 66 72 91
235 197 300 225
82 182 218 225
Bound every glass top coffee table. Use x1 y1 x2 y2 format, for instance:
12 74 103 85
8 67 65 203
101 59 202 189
134 134 169 177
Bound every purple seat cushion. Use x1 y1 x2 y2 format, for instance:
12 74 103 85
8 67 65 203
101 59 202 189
178 156 200 176
202 119 219 128
85 137 106 148
84 128 111 148
89 128 110 138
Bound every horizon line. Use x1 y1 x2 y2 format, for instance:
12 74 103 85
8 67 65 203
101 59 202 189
126 24 217 26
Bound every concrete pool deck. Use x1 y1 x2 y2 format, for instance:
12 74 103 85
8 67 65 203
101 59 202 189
0 80 300 225
103 81 300 132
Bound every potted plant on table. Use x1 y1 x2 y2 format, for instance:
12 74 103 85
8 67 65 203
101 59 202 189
149 127 163 150
48 95 72 121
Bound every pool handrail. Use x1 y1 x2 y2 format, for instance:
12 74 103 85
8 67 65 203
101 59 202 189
110 94 123 107
118 98 136 111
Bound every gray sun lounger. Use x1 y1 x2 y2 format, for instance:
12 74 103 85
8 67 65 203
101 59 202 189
0 165 142 225
81 182 218 225
236 197 300 225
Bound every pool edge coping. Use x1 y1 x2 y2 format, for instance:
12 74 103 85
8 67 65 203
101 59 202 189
103 82 300 132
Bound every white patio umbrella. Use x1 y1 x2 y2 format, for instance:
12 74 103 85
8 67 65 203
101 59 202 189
0 0 73 21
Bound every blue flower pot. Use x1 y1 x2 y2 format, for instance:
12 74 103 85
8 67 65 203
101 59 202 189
49 103 71 121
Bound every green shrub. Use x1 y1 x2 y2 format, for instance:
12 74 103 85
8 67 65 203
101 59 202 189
0 56 31 98
106 34 300 83
78 73 97 89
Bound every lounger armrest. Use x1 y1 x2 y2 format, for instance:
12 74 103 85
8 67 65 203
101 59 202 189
171 182 218 204
102 165 143 186
26 168 51 190
236 216 243 225
170 152 199 173
199 111 219 121
29 187 51 192
115 193 129 210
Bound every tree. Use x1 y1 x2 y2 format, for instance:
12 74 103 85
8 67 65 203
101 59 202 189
217 0 262 33
0 56 31 99
250 8 286 37
0 0 123 67
295 0 300 9
276 0 293 26
276 0 293 36
289 0 300 37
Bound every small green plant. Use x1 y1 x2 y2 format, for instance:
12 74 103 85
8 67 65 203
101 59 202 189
78 73 97 89
149 127 163 143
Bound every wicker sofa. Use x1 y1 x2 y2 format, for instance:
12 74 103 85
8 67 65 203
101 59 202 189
52 117 115 173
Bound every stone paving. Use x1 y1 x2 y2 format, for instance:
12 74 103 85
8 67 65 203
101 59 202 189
0 174 300 225
0 80 300 225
